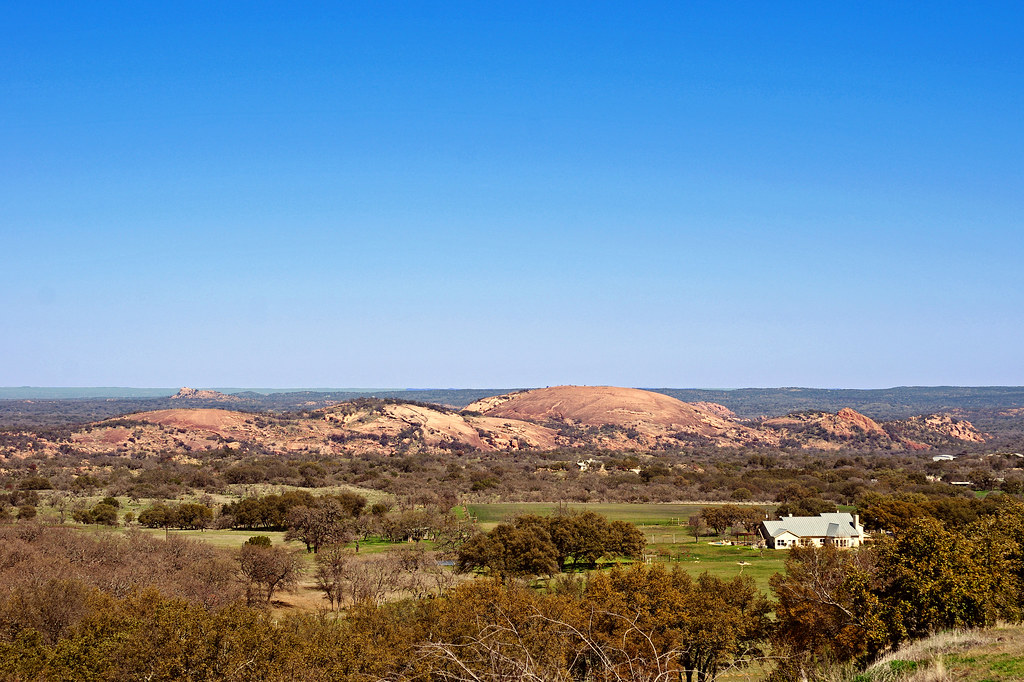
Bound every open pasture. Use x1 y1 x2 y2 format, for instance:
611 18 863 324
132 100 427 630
636 537 786 593
465 502 747 528
130 527 294 549
465 502 786 592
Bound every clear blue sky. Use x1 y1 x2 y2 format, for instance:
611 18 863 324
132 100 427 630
2 2 1022 389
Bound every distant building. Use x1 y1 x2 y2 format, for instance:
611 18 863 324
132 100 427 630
932 454 956 462
757 512 866 549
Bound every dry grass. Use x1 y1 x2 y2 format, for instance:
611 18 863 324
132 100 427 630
843 624 1024 682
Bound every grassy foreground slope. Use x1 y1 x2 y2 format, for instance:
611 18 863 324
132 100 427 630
844 624 1024 682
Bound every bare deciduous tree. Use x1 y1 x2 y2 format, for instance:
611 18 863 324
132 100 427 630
314 543 352 611
237 544 303 606
344 554 403 605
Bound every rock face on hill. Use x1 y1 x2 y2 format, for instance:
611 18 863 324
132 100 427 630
465 386 777 448
21 387 988 459
466 386 716 429
321 400 561 453
170 387 244 403
463 387 988 451
761 407 985 450
762 408 893 450
885 414 986 448
66 400 561 457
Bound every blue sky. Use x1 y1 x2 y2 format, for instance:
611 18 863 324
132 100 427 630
2 2 1022 388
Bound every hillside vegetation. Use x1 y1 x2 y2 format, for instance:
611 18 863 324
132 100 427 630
838 625 1024 682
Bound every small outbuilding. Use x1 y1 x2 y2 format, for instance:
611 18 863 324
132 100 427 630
757 512 866 549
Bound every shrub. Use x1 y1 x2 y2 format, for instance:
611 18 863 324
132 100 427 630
91 503 119 526
245 535 272 547
18 476 53 491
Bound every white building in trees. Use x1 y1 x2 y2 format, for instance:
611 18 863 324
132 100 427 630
757 512 866 549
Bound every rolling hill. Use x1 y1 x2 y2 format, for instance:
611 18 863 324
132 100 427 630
10 386 984 460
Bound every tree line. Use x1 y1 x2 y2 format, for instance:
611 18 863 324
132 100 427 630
0 553 768 682
457 510 648 577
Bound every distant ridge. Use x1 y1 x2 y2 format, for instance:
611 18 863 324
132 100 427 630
0 386 516 406
0 387 178 399
649 386 1024 419
4 386 1024 421
0 387 395 399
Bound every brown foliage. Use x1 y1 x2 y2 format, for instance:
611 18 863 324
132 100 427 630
237 543 303 606
0 524 242 609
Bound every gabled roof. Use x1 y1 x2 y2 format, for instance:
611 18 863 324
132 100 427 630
761 512 860 539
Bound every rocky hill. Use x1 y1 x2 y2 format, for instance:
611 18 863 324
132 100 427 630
467 386 986 452
884 413 987 448
5 387 991 459
63 399 562 458
169 387 246 403
761 407 985 450
762 408 892 450
465 385 778 448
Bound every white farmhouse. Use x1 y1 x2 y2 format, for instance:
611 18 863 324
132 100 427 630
757 512 866 549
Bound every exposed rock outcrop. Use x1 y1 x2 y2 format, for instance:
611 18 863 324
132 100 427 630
170 387 243 403
465 386 776 448
884 414 986 448
35 387 990 458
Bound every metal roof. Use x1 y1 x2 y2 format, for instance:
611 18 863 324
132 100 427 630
761 512 860 539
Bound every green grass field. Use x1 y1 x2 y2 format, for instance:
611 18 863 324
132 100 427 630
128 527 294 549
218 483 390 504
461 502 787 592
465 502 771 527
465 502 787 592
634 534 786 593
